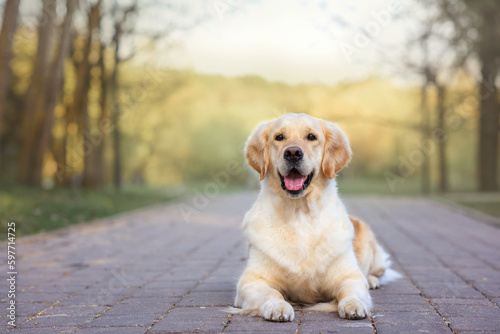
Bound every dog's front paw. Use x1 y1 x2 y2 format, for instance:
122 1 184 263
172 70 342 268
338 297 369 320
259 298 294 322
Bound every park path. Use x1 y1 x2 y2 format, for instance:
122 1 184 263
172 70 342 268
1 192 500 333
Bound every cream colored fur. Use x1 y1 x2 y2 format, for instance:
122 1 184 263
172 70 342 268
232 113 398 322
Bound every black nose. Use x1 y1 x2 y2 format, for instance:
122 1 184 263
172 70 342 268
284 146 303 162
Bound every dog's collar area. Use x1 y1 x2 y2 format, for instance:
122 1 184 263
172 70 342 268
279 170 313 196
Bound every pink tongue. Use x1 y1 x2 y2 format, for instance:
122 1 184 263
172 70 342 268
284 174 307 191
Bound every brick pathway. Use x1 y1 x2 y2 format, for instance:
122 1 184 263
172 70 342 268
1 193 500 333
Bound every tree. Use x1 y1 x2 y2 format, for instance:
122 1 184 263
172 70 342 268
439 0 500 191
468 2 500 191
18 0 57 184
0 0 20 170
32 0 78 186
79 1 102 188
110 1 138 190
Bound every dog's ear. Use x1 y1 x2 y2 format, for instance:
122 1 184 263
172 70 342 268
321 122 352 179
245 122 271 180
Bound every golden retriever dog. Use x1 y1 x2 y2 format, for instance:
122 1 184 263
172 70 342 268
230 113 399 321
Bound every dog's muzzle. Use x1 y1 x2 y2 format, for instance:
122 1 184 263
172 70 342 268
279 168 313 196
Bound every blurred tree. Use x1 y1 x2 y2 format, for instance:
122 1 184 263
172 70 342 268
93 41 108 186
33 0 78 186
467 2 500 192
440 0 500 191
78 1 102 188
110 1 138 190
0 0 20 170
18 0 57 184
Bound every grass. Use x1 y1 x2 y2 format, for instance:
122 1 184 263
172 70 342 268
0 184 184 238
459 202 500 219
439 192 500 221
337 176 423 196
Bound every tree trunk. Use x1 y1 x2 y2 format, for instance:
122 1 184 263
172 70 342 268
94 42 108 186
112 23 122 190
421 83 431 195
18 0 57 184
0 0 20 171
32 0 77 186
81 3 102 188
436 84 448 192
477 10 499 191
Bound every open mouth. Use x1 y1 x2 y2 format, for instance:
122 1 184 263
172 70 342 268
279 168 313 196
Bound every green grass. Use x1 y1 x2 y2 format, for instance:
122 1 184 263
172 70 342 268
458 202 500 219
337 176 423 195
0 184 183 238
439 192 500 221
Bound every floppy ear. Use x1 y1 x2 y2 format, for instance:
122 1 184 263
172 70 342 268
321 122 352 179
245 122 271 180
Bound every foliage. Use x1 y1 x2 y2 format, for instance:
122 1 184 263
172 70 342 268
0 184 181 237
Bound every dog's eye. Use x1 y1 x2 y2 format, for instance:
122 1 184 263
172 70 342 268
307 134 317 141
275 134 284 141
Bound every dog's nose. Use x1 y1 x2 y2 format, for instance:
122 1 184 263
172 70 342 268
284 146 303 162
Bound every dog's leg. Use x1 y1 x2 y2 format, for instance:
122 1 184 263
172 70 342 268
325 254 372 320
234 274 294 322
335 270 372 320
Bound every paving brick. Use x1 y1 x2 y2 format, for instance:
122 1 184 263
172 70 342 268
15 292 69 304
371 294 428 305
86 313 160 327
19 315 93 328
431 298 492 306
370 281 420 295
375 322 451 334
177 290 235 307
6 302 50 317
149 306 229 332
134 287 189 298
420 285 485 299
435 304 500 319
371 311 444 325
445 316 500 331
373 303 433 312
224 314 300 333
57 293 122 307
4 327 78 334
78 328 147 334
191 282 237 292
42 305 108 316
105 299 175 315
299 321 373 334
472 283 500 298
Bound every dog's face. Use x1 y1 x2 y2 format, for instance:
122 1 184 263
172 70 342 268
246 113 352 199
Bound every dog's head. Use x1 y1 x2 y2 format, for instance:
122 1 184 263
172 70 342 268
245 113 352 199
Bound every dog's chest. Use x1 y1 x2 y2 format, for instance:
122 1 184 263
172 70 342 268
252 213 351 276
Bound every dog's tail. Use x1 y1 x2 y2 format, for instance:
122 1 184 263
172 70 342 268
379 246 402 285
380 268 402 285
304 301 338 313
225 307 260 317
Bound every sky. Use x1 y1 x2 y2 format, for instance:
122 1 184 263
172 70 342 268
14 0 420 85
170 0 418 84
